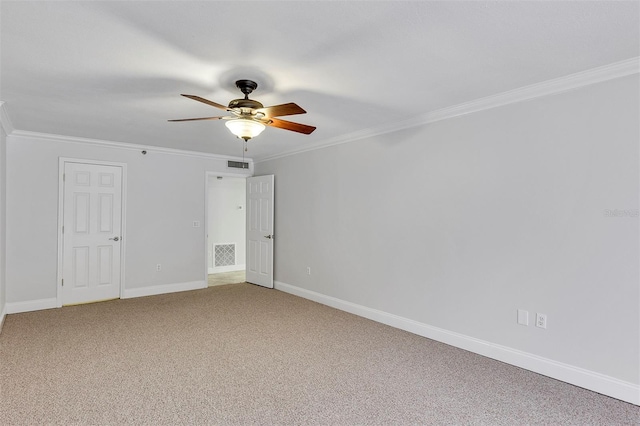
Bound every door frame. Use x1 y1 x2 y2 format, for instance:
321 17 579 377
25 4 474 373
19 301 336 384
203 172 249 283
56 157 128 308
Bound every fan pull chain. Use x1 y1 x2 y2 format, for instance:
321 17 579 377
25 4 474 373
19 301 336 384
242 139 247 169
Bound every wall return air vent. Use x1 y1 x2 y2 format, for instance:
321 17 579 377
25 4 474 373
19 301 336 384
227 161 249 169
214 244 236 267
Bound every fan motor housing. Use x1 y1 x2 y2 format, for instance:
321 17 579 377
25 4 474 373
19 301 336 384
228 98 264 109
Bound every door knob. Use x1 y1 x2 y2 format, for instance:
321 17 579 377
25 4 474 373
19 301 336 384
109 236 120 241
264 235 273 239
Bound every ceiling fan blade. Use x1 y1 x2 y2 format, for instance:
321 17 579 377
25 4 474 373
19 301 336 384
181 94 230 111
168 116 226 122
256 102 306 117
266 118 316 135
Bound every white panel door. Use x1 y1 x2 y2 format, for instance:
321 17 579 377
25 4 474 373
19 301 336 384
62 162 123 305
246 175 274 288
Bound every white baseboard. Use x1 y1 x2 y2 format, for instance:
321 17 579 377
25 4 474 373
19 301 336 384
5 297 58 314
274 281 640 406
122 280 206 299
3 281 207 313
208 265 246 274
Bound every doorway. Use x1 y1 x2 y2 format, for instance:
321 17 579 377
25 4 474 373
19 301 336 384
206 174 246 286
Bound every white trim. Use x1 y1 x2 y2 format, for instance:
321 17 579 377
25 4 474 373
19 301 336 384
274 281 640 406
0 101 15 135
256 57 640 163
10 130 255 166
121 280 206 299
204 173 210 285
208 264 246 274
57 158 128 307
6 298 58 314
56 160 65 307
0 305 6 333
4 281 206 313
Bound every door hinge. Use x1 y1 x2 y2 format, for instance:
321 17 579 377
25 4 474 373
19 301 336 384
62 226 64 234
63 173 65 182
61 279 64 286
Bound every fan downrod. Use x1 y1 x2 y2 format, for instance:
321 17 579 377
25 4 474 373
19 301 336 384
235 79 258 99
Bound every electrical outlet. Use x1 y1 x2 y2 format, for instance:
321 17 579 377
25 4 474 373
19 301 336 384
536 313 547 329
156 264 162 272
517 309 529 326
193 221 200 228
306 267 311 275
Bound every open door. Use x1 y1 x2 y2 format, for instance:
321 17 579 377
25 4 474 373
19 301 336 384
246 175 274 288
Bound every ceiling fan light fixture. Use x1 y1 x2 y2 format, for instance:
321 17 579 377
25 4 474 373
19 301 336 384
225 118 266 141
170 80 316 137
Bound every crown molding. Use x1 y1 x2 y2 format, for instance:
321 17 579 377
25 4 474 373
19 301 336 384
255 57 639 163
0 101 15 135
4 57 638 165
9 129 254 163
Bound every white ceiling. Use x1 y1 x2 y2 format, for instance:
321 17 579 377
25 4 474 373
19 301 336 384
1 1 638 161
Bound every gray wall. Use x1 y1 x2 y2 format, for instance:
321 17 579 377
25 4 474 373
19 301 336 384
5 134 250 304
0 123 6 321
255 75 639 385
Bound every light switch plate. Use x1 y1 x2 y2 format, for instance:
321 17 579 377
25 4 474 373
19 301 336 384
517 309 529 326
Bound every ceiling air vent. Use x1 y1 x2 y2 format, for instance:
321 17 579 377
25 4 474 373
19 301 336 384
227 161 249 169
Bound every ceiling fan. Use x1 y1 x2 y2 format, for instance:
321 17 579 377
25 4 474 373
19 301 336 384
169 79 316 141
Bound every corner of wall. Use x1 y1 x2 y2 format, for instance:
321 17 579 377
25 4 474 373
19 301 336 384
0 305 6 334
0 101 15 136
0 102 8 333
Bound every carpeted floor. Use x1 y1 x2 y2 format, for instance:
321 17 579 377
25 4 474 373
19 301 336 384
0 283 638 425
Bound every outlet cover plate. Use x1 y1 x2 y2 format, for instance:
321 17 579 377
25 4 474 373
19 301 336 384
536 313 547 329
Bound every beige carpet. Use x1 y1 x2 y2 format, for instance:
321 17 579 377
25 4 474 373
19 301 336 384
1 284 637 425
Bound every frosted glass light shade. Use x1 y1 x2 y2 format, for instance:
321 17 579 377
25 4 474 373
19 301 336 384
225 119 266 140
